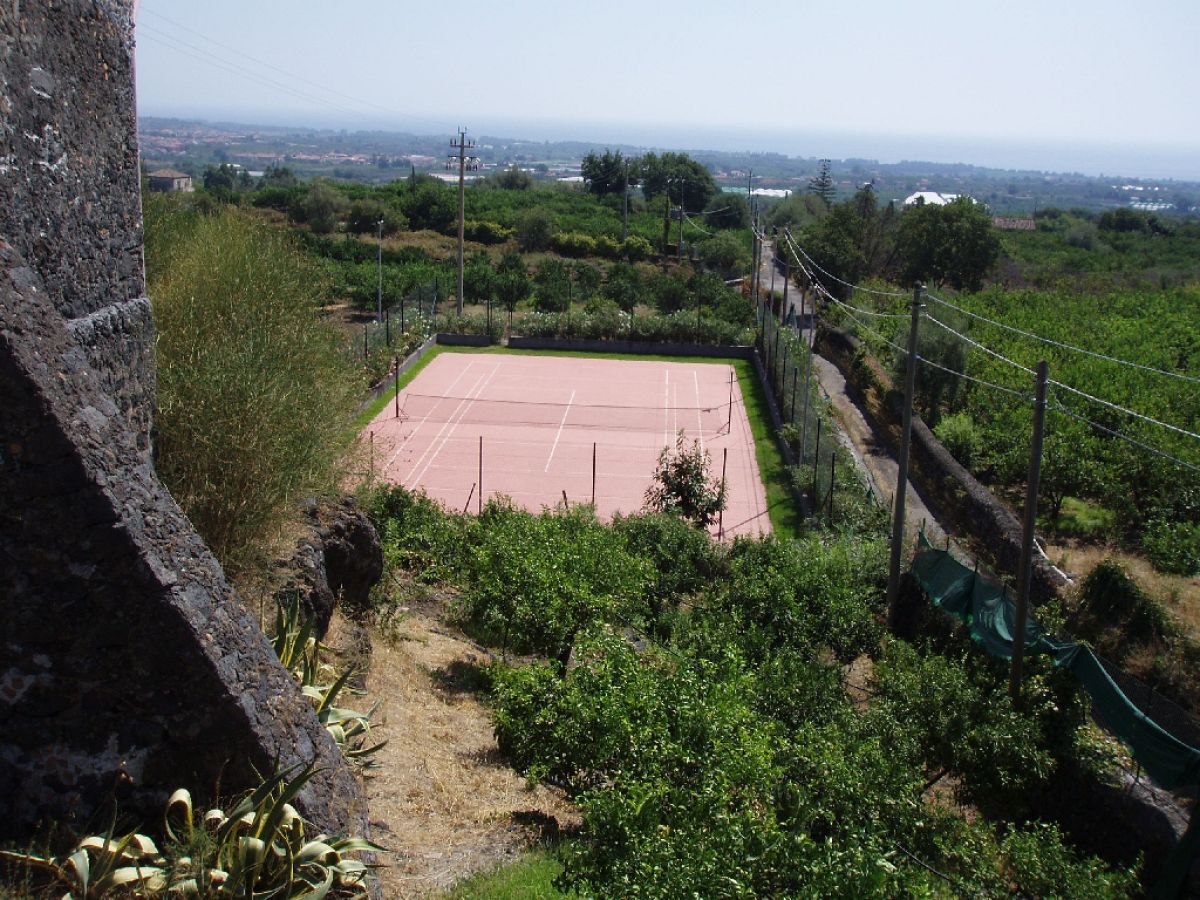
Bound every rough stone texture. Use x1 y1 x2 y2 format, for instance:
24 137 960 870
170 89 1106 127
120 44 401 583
0 2 365 840
276 497 384 637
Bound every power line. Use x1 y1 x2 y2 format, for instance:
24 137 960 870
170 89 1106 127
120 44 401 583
138 9 415 124
1048 403 1200 474
925 291 1200 386
789 241 908 299
1048 379 1200 444
925 314 1035 374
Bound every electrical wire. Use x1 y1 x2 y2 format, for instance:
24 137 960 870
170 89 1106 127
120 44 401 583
1048 380 1200 444
1048 403 1200 474
924 291 1200 385
138 8 416 124
787 236 909 298
925 314 1035 374
682 211 713 236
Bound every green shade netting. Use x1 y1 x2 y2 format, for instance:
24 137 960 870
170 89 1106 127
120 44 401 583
909 538 1200 791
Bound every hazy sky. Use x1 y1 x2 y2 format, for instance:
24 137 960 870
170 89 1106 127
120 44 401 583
134 0 1200 179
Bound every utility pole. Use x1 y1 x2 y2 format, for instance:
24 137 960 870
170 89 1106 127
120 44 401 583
1010 360 1049 707
886 284 925 628
621 158 630 243
376 217 384 323
676 179 685 264
448 128 478 316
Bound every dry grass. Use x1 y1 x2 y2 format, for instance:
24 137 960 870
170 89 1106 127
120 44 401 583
1046 539 1200 636
332 598 577 899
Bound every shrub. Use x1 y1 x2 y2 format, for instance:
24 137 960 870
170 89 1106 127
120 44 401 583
463 219 514 244
516 206 557 251
550 230 596 258
644 432 726 528
594 234 621 259
934 412 981 469
148 204 359 576
621 234 653 261
1142 518 1200 576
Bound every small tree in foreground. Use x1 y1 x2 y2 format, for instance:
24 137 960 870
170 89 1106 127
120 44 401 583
644 431 725 528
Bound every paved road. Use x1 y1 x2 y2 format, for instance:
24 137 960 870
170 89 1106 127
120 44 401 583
758 240 947 546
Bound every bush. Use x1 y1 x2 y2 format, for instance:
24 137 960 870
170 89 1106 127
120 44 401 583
933 411 981 469
551 230 597 258
594 234 621 259
1142 518 1200 576
147 204 359 576
463 219 514 244
516 206 557 251
621 234 653 261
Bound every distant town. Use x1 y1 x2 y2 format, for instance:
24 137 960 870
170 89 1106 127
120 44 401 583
139 117 1199 216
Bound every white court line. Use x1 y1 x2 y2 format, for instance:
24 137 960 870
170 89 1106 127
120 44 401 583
386 360 478 470
406 364 501 486
544 389 576 473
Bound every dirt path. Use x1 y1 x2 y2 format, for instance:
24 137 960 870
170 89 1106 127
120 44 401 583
758 242 948 547
333 598 577 898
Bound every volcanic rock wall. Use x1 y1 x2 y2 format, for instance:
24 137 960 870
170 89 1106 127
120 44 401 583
0 1 364 838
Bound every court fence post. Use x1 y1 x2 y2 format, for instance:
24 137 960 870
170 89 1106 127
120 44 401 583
718 447 728 540
394 359 400 418
592 442 596 506
478 435 483 515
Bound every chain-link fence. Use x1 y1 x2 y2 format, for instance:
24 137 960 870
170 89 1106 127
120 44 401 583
758 298 886 532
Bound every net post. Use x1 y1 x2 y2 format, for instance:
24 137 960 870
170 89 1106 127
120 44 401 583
718 447 728 540
812 418 822 499
478 435 483 515
727 370 734 434
828 452 835 522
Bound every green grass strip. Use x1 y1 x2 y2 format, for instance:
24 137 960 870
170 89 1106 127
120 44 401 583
357 344 800 539
446 849 570 899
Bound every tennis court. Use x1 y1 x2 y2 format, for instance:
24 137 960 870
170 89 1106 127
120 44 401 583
364 353 770 537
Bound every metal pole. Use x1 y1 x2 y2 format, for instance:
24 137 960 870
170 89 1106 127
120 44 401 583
394 358 400 418
828 453 836 522
478 435 483 515
886 284 925 628
385 308 390 346
677 181 684 264
718 447 728 540
377 218 384 323
1010 360 1050 706
812 418 822 496
622 159 629 243
790 367 798 423
455 131 467 316
799 310 815 460
369 431 374 479
363 324 368 365
727 370 734 433
592 442 596 506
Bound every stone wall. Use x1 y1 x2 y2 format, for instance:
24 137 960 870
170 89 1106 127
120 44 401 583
0 1 364 839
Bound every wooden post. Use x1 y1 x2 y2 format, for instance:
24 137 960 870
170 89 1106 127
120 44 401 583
886 284 924 628
1010 360 1049 706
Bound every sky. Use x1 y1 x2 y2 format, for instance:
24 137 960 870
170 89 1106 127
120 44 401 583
133 0 1200 180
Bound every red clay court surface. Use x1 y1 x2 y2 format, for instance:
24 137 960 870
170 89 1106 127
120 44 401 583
364 353 771 538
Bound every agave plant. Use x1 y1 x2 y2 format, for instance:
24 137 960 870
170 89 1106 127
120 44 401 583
271 599 387 769
0 828 165 898
163 764 381 898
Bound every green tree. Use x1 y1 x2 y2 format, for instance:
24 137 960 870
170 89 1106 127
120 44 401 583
638 151 718 213
572 262 602 300
401 175 456 232
290 178 347 235
895 196 999 291
644 431 726 528
698 230 750 274
581 149 631 195
704 191 750 230
485 165 534 190
533 258 571 311
603 261 642 312
258 165 298 188
516 206 557 251
808 158 836 207
345 197 405 235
